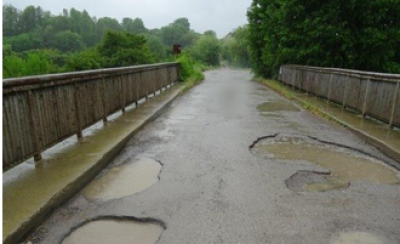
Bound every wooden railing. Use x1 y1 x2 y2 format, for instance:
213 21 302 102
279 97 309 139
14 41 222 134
279 65 400 128
3 62 180 169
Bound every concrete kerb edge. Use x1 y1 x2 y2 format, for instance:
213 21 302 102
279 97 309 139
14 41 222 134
257 79 400 167
4 85 183 244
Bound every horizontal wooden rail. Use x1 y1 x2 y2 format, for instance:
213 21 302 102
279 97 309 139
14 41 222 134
279 65 400 128
3 62 180 170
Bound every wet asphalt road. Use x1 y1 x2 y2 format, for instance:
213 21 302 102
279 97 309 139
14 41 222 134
29 69 400 244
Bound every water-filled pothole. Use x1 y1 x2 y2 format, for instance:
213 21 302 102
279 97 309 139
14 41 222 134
82 158 162 201
257 101 300 112
330 231 385 244
62 217 164 244
251 135 399 192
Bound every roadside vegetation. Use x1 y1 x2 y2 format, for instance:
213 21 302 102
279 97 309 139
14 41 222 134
2 5 251 81
247 0 400 78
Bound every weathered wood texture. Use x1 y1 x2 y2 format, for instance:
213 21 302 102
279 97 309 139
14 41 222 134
3 62 179 169
279 65 400 128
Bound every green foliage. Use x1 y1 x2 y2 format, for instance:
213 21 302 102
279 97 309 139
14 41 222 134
176 53 205 81
142 34 167 61
3 51 59 78
8 32 44 52
50 30 85 52
97 31 155 68
122 17 147 34
3 5 19 36
65 49 103 71
160 18 192 46
247 0 400 77
2 4 216 79
190 34 221 66
221 26 250 67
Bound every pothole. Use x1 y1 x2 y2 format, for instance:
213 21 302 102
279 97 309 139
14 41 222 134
82 158 162 201
257 101 300 112
62 217 164 244
251 135 399 192
330 231 385 244
285 170 349 192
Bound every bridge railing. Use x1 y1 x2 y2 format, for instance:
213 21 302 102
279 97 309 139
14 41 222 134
3 62 180 169
279 65 400 128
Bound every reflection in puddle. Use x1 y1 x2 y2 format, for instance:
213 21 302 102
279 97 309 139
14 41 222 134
62 219 163 244
83 158 161 201
254 136 399 192
330 231 384 244
257 101 300 112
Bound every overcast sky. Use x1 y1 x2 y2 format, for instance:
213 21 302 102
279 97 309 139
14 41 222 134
3 0 252 38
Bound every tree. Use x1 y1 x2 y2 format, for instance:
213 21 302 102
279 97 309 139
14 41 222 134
143 34 167 61
247 0 400 77
160 18 191 46
95 17 121 42
9 32 44 52
50 30 85 52
122 17 147 34
19 6 37 33
222 26 250 67
3 5 19 36
97 31 155 67
190 34 221 66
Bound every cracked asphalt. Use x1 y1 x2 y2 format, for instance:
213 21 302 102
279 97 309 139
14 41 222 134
27 69 400 244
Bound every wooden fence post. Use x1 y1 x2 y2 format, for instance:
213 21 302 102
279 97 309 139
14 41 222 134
342 75 350 109
120 75 126 113
27 91 42 161
102 77 108 123
389 82 399 128
361 79 371 117
327 74 333 103
73 82 83 138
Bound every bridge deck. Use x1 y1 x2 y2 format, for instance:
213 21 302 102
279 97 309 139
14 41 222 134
11 69 400 244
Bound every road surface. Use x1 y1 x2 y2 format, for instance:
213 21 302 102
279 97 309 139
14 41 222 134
27 69 400 244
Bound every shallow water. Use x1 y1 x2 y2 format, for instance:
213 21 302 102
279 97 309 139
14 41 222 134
62 219 163 244
255 138 399 192
82 158 161 201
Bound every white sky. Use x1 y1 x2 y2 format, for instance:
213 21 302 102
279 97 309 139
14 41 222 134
3 0 252 38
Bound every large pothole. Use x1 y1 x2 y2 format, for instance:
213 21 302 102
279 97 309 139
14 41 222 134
62 217 164 244
251 135 399 192
82 158 162 201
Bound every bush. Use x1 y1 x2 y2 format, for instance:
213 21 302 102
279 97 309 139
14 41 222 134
176 53 205 82
3 51 59 78
65 49 103 71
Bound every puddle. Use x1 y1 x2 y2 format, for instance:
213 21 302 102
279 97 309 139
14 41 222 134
330 231 384 244
257 101 300 112
285 170 342 192
62 218 163 244
82 158 162 201
253 136 399 192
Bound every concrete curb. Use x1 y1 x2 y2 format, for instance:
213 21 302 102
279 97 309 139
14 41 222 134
258 80 400 167
3 85 184 244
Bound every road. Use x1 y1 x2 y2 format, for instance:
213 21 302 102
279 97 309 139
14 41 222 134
28 69 400 244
